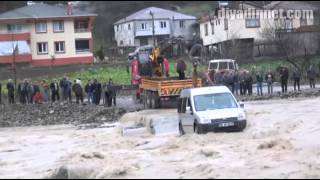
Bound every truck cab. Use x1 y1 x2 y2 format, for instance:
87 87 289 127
178 86 246 134
208 59 239 71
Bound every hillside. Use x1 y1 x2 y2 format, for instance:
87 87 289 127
2 1 320 51
0 1 220 49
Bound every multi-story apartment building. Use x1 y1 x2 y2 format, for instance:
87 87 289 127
0 2 97 66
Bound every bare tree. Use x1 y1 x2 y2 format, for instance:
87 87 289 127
259 22 316 74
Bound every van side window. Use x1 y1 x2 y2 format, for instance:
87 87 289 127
187 98 193 112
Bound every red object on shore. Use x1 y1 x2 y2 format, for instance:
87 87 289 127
33 92 44 104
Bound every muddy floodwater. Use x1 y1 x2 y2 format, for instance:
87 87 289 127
1 97 320 178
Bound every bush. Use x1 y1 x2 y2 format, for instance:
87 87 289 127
94 45 105 62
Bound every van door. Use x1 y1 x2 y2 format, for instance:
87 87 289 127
180 98 195 133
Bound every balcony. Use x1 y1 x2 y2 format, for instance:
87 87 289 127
0 31 31 42
135 29 170 37
75 28 90 33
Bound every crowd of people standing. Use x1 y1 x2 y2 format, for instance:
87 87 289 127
211 65 318 96
0 77 118 107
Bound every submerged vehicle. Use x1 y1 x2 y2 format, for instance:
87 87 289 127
178 86 247 134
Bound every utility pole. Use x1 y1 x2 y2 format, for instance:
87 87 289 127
11 33 17 90
150 11 155 46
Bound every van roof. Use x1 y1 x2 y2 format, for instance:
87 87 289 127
180 86 232 97
209 59 236 63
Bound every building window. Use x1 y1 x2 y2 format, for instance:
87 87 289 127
54 41 65 53
116 25 119 31
74 20 89 33
245 19 260 28
53 21 64 32
128 24 131 30
179 20 185 28
204 23 208 36
75 39 90 53
35 22 47 33
160 21 167 28
211 23 214 35
141 23 147 30
7 24 22 33
37 42 48 54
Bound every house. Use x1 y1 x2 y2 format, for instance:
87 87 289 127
113 7 197 48
199 1 318 60
0 2 97 67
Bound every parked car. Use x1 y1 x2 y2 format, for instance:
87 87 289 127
177 86 247 134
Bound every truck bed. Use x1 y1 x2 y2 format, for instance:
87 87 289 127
140 77 202 97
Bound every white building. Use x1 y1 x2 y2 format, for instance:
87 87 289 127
200 1 317 48
114 7 197 47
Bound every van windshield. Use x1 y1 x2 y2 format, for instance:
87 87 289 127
193 93 238 112
209 62 218 70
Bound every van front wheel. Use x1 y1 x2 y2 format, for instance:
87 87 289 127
194 122 205 134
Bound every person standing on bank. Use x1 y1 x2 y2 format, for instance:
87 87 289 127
307 65 317 89
292 68 301 91
42 79 50 103
107 78 117 107
176 59 187 80
50 79 60 102
256 72 263 96
265 71 274 95
7 79 15 104
74 79 84 104
279 67 289 93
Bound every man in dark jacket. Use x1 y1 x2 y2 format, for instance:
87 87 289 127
279 67 289 93
61 77 72 102
91 79 98 105
247 74 253 95
73 79 83 104
292 68 301 91
107 79 117 107
85 80 92 104
50 79 60 102
307 65 317 89
20 79 29 104
233 72 240 95
6 79 15 104
176 59 186 80
96 81 102 105
256 72 263 96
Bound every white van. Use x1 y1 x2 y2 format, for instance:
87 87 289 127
177 86 247 134
208 59 239 71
